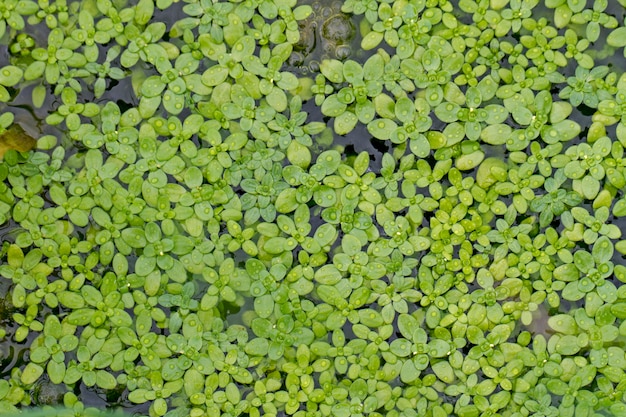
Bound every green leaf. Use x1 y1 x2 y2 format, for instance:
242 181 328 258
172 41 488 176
398 314 419 339
0 66 23 87
481 124 511 145
400 358 421 383
363 54 384 81
564 161 585 179
24 61 45 81
607 27 626 47
7 244 24 268
128 389 150 404
361 31 384 50
224 13 244 47
432 361 455 383
341 234 362 256
542 120 580 144
429 339 451 358
314 265 342 285
574 250 594 273
287 140 311 169
314 223 337 247
135 0 155 25
0 85 9 102
30 347 50 363
554 263 579 281
456 151 485 170
490 324 511 343
554 335 581 355
81 285 103 306
254 294 274 318
358 309 383 328
96 370 117 390
141 76 166 97
231 36 255 61
135 255 156 276
266 88 288 112
374 94 396 119
47 360 65 385
58 291 86 309
275 188 299 213
163 90 186 115
548 314 577 334
611 302 626 319
435 102 460 123
367 119 397 140
562 282 585 301
91 351 113 369
550 101 572 123
202 66 229 87
320 59 344 84
21 363 44 385
316 150 341 174
390 339 411 357
342 61 363 84
172 235 194 255
292 327 315 345
593 236 614 264
321 95 346 117
334 111 358 136
122 228 147 248
244 338 269 356
66 309 94 326
264 237 293 254
313 186 338 208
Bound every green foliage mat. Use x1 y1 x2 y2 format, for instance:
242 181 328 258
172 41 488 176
2 0 626 416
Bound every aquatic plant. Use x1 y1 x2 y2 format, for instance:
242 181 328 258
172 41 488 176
1 1 626 417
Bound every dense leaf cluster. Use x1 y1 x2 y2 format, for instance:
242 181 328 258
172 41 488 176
1 0 626 416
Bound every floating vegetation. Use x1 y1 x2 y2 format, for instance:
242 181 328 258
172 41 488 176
1 0 626 417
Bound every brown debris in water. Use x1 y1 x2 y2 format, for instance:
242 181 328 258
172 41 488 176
0 125 36 159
